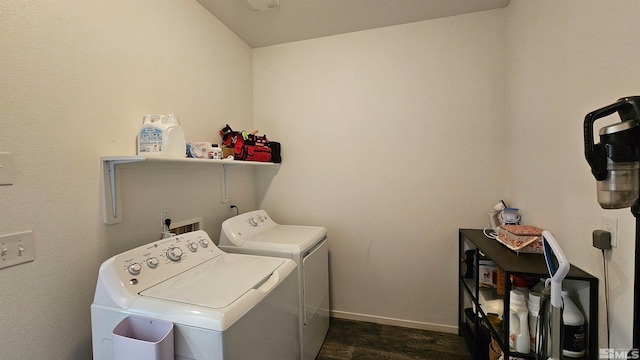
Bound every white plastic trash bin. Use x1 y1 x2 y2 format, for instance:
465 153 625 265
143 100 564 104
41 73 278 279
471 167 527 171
112 316 174 360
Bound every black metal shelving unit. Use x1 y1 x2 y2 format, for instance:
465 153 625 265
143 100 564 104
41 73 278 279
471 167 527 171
458 229 598 360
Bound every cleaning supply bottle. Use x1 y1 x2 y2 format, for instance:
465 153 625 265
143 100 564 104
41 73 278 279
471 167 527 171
137 112 186 158
512 275 530 299
528 292 542 350
509 289 530 354
210 144 222 159
562 290 586 358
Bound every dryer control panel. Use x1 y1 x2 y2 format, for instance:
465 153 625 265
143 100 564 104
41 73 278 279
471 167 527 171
97 230 224 298
219 210 279 246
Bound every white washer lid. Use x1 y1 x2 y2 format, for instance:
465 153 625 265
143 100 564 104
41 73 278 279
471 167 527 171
243 225 326 252
140 253 284 309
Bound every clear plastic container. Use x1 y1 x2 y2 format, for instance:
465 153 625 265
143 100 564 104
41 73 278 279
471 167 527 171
597 159 639 209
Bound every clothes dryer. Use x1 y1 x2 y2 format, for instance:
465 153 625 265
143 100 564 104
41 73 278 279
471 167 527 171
91 230 299 360
219 210 329 360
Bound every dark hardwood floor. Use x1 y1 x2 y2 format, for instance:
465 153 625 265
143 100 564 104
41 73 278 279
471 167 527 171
316 318 472 360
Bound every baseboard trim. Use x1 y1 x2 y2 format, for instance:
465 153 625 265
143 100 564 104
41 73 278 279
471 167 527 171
329 310 458 334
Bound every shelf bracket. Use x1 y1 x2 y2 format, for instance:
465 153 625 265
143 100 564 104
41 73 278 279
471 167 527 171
101 156 145 224
221 163 240 204
222 164 230 203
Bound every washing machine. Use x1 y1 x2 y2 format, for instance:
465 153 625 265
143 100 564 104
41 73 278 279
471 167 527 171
218 210 329 360
91 230 299 360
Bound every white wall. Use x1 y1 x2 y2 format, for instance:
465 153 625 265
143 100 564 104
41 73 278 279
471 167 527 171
255 0 640 349
3 0 638 357
0 1 253 358
505 0 640 350
253 9 507 331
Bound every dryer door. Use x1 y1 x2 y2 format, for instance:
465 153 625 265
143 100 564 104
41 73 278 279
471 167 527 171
302 239 329 325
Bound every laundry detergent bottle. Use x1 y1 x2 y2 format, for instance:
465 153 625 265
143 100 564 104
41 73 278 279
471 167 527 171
509 289 530 354
528 292 542 350
137 112 186 157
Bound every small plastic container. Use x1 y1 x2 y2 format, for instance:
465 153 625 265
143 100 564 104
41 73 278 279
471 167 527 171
209 144 223 160
112 316 174 360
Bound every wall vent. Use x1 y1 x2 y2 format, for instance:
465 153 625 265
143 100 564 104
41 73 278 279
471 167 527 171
170 217 203 235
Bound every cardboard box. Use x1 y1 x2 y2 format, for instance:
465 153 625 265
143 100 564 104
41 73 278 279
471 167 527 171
222 146 235 159
189 142 212 158
479 260 496 288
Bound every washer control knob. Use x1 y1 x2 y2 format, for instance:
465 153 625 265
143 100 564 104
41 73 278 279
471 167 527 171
146 257 159 268
127 263 142 275
199 239 209 248
166 247 183 262
248 217 258 227
188 242 198 252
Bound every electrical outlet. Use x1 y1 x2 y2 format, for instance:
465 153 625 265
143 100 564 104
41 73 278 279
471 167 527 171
0 231 34 269
161 208 170 227
601 216 618 248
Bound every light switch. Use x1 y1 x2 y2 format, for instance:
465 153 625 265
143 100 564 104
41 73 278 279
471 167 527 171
0 152 15 186
0 231 34 269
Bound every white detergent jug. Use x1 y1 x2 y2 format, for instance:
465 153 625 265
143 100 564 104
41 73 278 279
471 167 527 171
137 112 186 158
509 289 530 355
528 292 542 351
